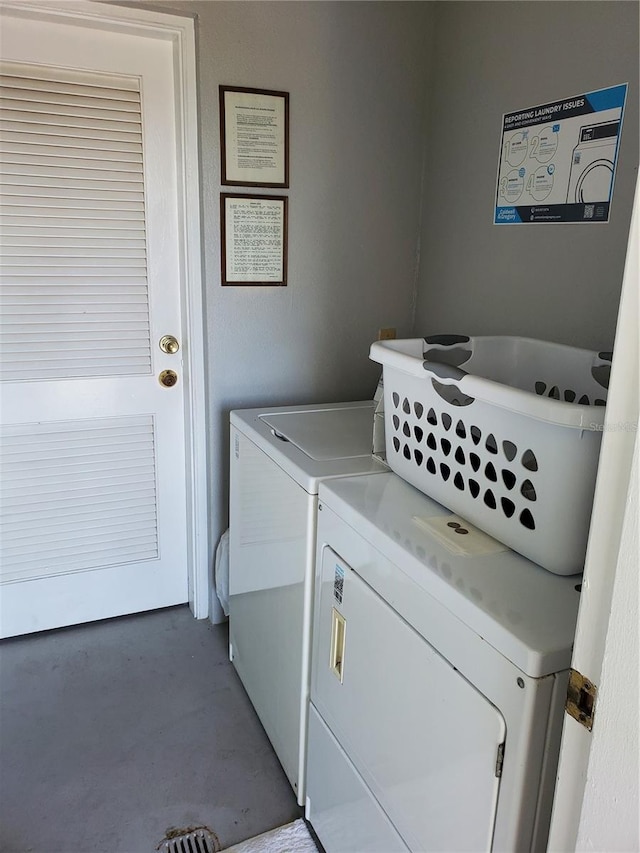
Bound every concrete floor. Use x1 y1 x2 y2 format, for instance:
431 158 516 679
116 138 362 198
0 606 300 853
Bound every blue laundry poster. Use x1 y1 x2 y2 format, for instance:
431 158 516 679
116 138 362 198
494 84 627 224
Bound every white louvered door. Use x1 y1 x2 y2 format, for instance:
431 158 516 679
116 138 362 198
0 11 190 637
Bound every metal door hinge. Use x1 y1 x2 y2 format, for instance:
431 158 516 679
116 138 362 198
565 668 597 731
495 742 505 778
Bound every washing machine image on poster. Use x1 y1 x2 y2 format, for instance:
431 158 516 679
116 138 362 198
567 120 620 204
494 84 627 224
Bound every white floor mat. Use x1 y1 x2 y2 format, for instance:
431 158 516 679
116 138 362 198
223 819 318 853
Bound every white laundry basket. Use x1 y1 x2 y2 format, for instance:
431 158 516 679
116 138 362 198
370 335 612 575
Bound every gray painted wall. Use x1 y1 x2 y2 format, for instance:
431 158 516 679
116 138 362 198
414 1 639 350
168 1 434 616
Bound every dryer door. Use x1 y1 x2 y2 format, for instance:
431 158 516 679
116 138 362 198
312 546 506 852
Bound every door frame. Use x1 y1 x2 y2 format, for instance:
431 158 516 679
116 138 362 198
547 178 639 847
0 0 209 618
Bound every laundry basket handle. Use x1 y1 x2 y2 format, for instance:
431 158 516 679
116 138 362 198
422 361 476 407
423 334 470 347
421 361 469 383
422 335 473 371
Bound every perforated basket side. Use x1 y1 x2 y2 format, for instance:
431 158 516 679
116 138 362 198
383 367 603 575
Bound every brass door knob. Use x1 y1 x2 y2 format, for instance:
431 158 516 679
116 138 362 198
159 335 180 354
159 370 178 388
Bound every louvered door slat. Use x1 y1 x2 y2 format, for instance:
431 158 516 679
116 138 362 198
1 161 144 182
1 77 140 94
0 494 155 536
2 184 144 202
0 223 145 236
2 458 156 478
2 142 144 163
3 254 145 265
1 130 143 153
3 203 144 218
1 307 148 320
1 419 152 441
4 506 157 532
7 548 159 582
1 349 150 365
2 288 147 299
2 238 146 250
3 359 149 374
2 174 143 193
1 227 146 241
1 338 146 353
2 320 149 332
0 302 145 312
4 515 158 546
1 341 146 352
3 365 151 379
4 278 146 288
1 428 153 451
0 99 143 125
2 472 156 500
4 467 157 489
3 195 145 210
3 431 154 453
3 494 159 526
1 64 140 92
2 108 142 134
0 86 142 112
1 153 143 174
2 264 146 276
2 122 142 143
5 486 157 514
5 543 159 578
6 516 159 547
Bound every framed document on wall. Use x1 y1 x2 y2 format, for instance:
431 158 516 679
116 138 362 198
220 86 290 188
221 194 288 286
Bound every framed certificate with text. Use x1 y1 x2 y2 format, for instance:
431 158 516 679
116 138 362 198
221 194 288 286
220 86 289 188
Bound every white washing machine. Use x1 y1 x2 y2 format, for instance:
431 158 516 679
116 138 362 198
228 401 388 804
306 472 580 852
566 119 620 204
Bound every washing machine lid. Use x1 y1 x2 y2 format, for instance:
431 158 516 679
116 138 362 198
260 405 376 461
318 472 580 676
231 401 388 494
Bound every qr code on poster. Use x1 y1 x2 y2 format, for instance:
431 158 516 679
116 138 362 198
333 564 345 604
584 204 595 219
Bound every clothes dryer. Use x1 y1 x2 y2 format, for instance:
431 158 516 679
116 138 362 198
228 401 387 804
307 472 580 852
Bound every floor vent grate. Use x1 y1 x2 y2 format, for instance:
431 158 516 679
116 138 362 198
158 827 220 853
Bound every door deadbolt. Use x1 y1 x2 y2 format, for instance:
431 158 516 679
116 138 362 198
159 370 178 388
159 335 180 354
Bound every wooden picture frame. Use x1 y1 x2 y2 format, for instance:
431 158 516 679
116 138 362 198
220 194 288 286
219 86 289 188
